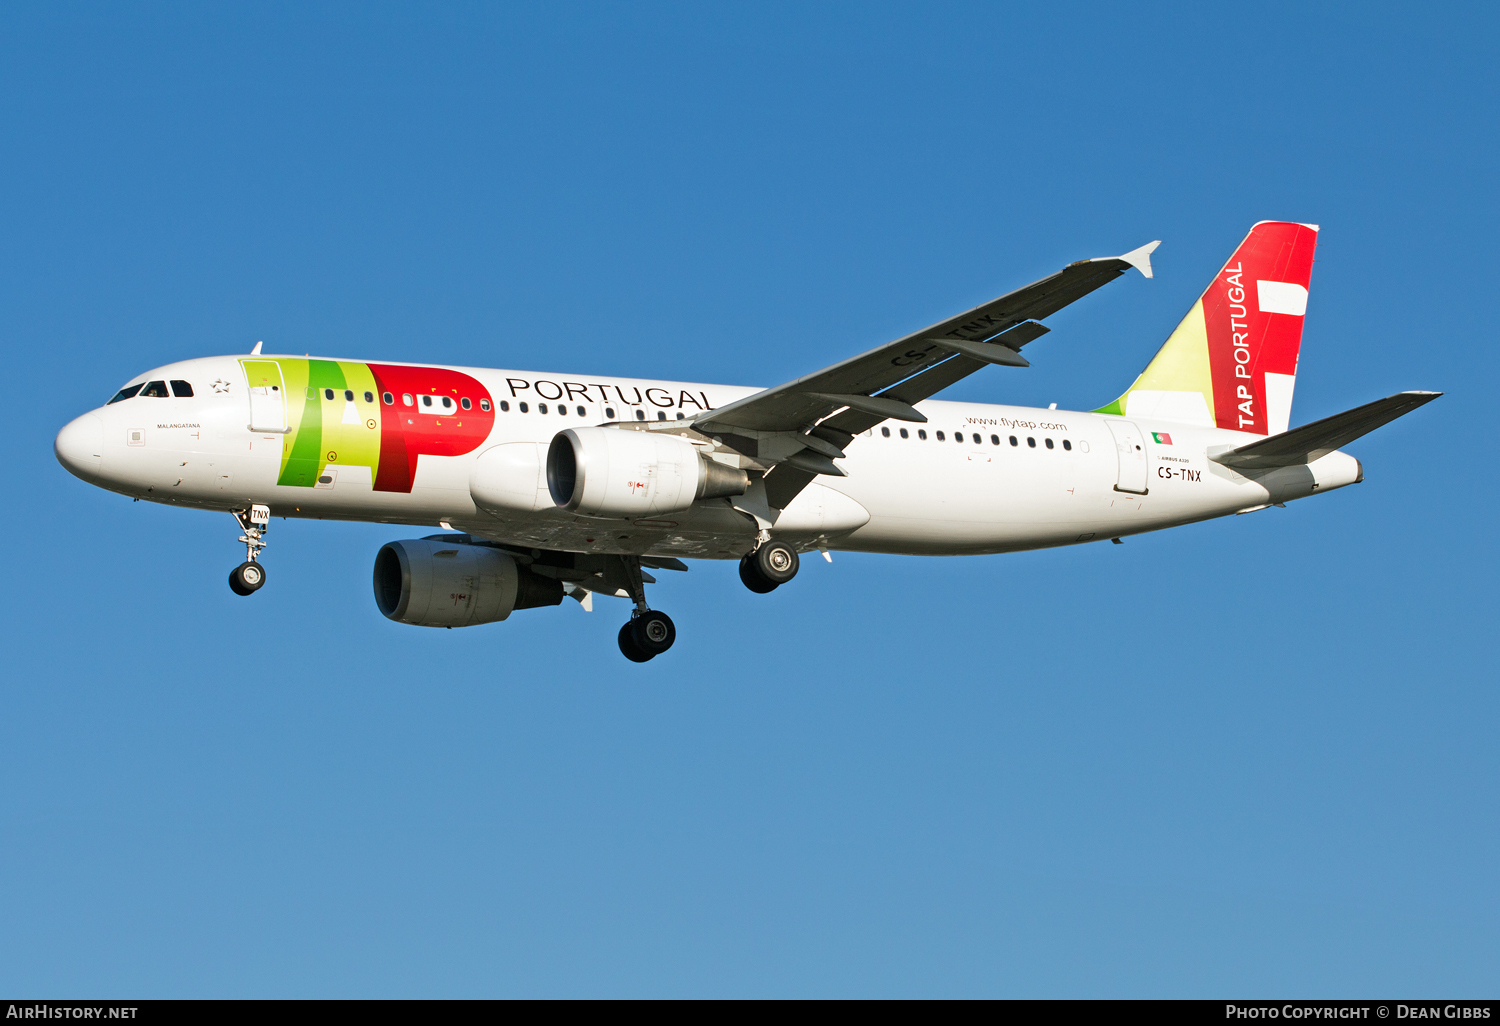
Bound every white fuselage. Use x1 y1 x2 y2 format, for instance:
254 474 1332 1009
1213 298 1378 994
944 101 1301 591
57 354 1363 559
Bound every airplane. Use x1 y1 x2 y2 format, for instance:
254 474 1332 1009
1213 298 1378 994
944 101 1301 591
54 221 1440 661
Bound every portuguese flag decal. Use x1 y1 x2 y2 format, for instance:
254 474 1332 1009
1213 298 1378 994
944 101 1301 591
1151 432 1173 444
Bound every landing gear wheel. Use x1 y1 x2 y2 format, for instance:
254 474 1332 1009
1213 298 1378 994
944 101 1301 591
630 610 676 657
757 542 799 583
739 541 799 593
618 621 653 662
739 556 779 593
229 561 266 596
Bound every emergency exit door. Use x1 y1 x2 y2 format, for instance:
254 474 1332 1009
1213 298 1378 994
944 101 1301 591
1105 419 1149 494
242 360 288 433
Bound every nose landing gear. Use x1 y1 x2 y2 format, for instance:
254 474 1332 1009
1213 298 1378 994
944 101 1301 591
615 555 677 662
228 505 271 596
229 560 266 595
739 540 799 593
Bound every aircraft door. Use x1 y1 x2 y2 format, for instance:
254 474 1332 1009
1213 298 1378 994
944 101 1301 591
1105 419 1149 494
242 359 289 433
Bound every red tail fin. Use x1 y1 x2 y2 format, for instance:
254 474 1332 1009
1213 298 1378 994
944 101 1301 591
1098 221 1319 435
1204 221 1319 434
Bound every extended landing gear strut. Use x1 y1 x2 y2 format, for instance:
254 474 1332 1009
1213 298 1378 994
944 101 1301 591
616 555 676 662
739 538 799 594
228 504 271 596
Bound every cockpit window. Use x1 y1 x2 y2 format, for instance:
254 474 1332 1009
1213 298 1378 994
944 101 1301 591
107 384 143 404
170 380 193 397
139 380 170 398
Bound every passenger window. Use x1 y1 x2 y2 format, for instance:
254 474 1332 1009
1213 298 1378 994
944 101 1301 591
140 380 169 398
364 391 374 403
344 390 354 402
1027 437 1036 447
382 392 394 404
899 428 908 438
493 400 504 412
917 429 927 440
1045 438 1054 449
538 403 548 414
441 396 453 410
935 431 945 441
1063 439 1072 450
481 399 492 411
605 407 615 419
519 402 529 413
325 388 335 401
881 427 891 437
460 397 471 410
657 411 667 421
635 409 645 420
557 404 566 415
170 380 194 397
675 411 684 420
108 384 143 404
402 393 413 406
421 395 432 407
990 434 999 445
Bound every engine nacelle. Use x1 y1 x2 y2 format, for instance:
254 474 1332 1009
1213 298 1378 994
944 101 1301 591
373 537 563 628
469 442 551 515
546 426 749 519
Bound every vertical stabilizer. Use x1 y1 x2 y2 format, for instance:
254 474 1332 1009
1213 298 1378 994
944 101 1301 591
1097 221 1319 435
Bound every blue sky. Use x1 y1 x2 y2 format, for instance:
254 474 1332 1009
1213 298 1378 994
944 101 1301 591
3 1 1496 997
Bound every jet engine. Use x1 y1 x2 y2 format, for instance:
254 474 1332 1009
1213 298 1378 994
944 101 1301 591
373 537 563 628
546 426 749 518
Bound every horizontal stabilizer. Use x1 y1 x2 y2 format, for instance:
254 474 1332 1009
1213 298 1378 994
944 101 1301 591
1210 391 1441 470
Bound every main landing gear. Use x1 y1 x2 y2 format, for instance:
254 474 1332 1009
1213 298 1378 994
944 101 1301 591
739 539 799 594
228 504 271 596
616 555 677 662
618 611 676 663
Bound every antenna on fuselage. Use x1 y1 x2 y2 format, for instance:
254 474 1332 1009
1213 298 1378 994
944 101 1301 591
250 341 263 355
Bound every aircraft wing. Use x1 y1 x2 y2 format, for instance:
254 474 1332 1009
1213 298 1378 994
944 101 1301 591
692 240 1159 506
1210 391 1442 471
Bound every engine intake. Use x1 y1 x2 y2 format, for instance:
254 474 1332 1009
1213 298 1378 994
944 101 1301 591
547 426 749 519
373 538 563 628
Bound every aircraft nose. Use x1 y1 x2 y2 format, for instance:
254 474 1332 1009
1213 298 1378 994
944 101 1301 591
55 412 104 483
